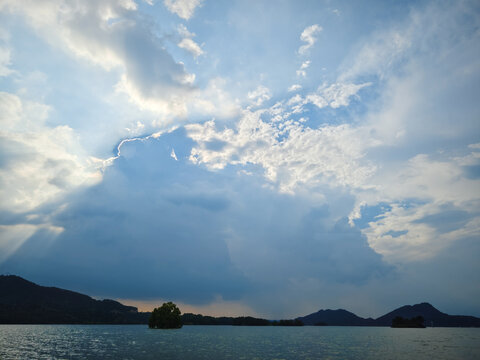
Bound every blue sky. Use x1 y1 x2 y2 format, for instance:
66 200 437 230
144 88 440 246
0 0 479 318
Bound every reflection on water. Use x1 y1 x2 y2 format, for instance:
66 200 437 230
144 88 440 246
1 325 479 360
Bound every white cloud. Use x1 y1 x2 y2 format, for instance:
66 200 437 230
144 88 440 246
363 201 480 264
170 148 178 160
298 24 322 55
353 147 480 264
0 92 101 213
296 60 310 77
288 84 302 92
186 77 241 120
0 91 101 263
288 81 371 112
247 85 271 107
177 23 194 38
187 109 375 193
178 38 203 58
319 82 371 108
341 2 480 264
164 0 203 20
177 24 204 58
0 0 196 119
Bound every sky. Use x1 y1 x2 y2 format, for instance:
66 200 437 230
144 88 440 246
0 0 479 319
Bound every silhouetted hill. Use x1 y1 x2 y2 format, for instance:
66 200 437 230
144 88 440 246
0 275 149 324
2 276 479 327
374 302 480 327
297 309 375 326
297 302 480 327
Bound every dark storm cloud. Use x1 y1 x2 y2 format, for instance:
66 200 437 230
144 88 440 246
1 129 390 307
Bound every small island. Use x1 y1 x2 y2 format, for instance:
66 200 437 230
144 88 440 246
148 302 182 329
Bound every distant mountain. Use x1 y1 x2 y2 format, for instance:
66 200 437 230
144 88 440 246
0 275 149 324
2 275 480 327
297 309 375 326
374 302 480 327
298 302 480 327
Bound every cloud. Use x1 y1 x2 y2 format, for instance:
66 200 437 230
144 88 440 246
298 24 322 55
0 91 100 264
296 60 310 77
187 109 375 193
323 1 480 265
178 38 204 57
288 84 302 92
0 92 101 214
359 151 480 263
308 82 371 109
177 25 204 58
0 129 389 314
286 81 371 112
0 0 479 318
164 0 203 20
247 85 271 107
0 0 195 118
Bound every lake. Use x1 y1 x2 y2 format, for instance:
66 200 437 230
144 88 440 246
1 325 479 359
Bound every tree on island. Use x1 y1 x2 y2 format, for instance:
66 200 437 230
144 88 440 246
148 302 182 329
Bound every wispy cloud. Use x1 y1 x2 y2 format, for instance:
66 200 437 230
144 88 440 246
177 24 204 58
298 24 322 54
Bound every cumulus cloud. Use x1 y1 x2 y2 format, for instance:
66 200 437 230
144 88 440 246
342 1 480 263
247 85 271 107
164 0 203 20
359 150 480 263
178 39 203 57
187 109 375 193
0 0 195 118
298 24 322 54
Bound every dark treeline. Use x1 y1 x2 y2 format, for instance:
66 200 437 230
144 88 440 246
181 314 304 326
182 313 268 326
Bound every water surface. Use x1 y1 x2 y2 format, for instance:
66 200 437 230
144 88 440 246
1 325 479 359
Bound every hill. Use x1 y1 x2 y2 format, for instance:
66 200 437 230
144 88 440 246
297 309 375 326
374 302 480 327
297 302 480 327
2 275 479 327
0 275 149 324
